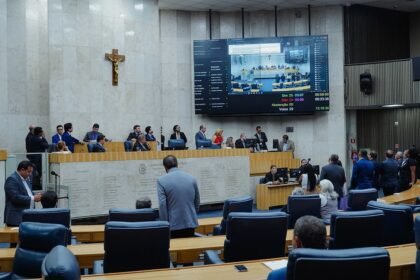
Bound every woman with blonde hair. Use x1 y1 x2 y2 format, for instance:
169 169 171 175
319 179 338 224
212 128 224 147
53 141 71 154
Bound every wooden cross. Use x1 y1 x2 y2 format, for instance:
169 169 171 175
105 49 125 86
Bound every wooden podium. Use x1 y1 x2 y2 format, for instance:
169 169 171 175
256 182 299 210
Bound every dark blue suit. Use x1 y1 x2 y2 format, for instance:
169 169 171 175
4 171 33 226
62 132 80 153
51 134 62 144
379 158 399 195
320 163 346 197
145 133 156 141
350 158 374 189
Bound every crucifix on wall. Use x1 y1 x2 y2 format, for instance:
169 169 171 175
105 49 125 86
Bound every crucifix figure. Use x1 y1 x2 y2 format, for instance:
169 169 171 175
105 49 125 86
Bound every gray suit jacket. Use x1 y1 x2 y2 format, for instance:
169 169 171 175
157 168 200 231
278 139 295 152
4 171 32 226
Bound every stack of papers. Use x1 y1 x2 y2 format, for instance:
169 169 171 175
263 260 288 270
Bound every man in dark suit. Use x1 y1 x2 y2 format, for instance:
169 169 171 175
320 154 346 201
145 126 156 141
379 150 399 196
27 127 49 190
127 125 142 141
195 125 209 149
170 125 187 144
132 134 151 152
83 123 107 143
235 133 248 149
62 123 82 153
51 125 64 144
350 150 374 189
25 125 34 153
254 126 268 150
4 161 42 226
91 135 106 153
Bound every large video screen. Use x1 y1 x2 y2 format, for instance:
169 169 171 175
194 36 329 115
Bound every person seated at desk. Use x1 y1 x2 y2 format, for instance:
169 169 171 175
225 137 234 149
41 191 58 208
132 134 151 152
91 135 106 153
136 196 152 209
53 141 71 154
170 124 188 144
267 216 327 280
212 128 224 147
299 164 318 194
235 133 248 149
83 123 108 143
318 179 338 224
127 125 142 141
145 126 156 141
264 165 282 184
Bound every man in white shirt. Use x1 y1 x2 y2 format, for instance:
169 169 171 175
4 160 42 226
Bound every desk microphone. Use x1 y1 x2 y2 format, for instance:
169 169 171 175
50 171 60 177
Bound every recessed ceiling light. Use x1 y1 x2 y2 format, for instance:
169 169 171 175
382 104 404 108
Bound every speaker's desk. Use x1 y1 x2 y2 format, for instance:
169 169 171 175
79 243 415 280
256 182 300 210
378 184 420 205
0 227 331 271
0 217 222 243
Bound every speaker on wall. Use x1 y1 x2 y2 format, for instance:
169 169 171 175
360 72 372 94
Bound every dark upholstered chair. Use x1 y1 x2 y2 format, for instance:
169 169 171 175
22 208 72 244
415 216 420 280
42 245 80 280
94 221 170 274
196 139 212 149
367 201 414 246
13 222 69 278
124 141 133 152
287 195 321 229
168 139 185 149
399 203 420 213
279 247 390 280
108 208 158 222
213 196 253 235
329 210 384 249
205 212 288 264
347 188 378 211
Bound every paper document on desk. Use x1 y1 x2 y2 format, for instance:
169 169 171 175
263 259 288 270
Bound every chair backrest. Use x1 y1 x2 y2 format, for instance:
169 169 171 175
286 247 390 280
196 139 212 148
329 210 384 249
87 142 95 152
42 245 80 280
367 201 414 246
108 208 159 222
217 196 253 235
287 195 321 228
14 222 69 278
347 188 378 211
224 212 288 262
22 208 71 244
415 216 420 280
124 140 133 152
168 139 185 148
259 177 266 184
103 221 170 273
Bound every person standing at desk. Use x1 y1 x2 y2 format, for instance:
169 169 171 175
170 125 188 144
62 123 82 153
4 160 42 226
379 150 399 196
320 154 346 203
264 165 282 184
255 126 268 150
278 134 295 152
51 125 64 144
350 150 374 190
157 155 200 238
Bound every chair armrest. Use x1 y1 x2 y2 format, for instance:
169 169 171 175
92 260 104 274
413 207 420 213
213 225 222 236
0 273 11 280
204 250 224 265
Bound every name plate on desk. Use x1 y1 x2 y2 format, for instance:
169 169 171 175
50 150 250 219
